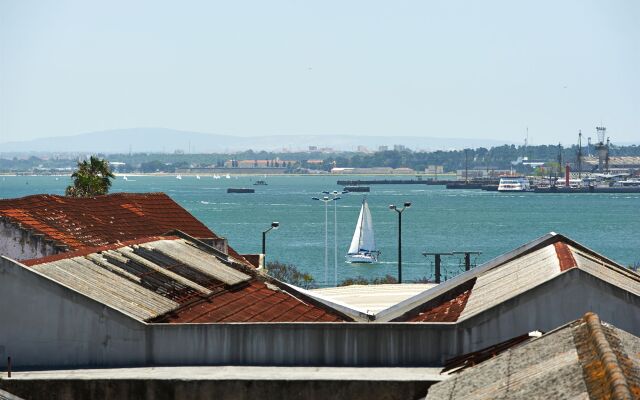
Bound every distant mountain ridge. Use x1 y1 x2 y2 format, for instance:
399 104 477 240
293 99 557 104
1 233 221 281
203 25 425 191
1 128 513 154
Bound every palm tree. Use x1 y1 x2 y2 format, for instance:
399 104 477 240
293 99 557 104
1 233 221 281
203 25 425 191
65 156 115 197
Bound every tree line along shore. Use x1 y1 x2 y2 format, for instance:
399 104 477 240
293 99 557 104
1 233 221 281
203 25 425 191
2 143 639 174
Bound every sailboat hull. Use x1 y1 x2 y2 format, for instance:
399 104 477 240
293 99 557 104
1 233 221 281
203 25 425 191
346 253 378 264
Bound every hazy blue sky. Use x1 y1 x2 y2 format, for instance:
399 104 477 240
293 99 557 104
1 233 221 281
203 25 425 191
1 0 638 145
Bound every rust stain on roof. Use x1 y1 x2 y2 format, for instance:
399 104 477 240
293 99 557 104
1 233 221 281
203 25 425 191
395 278 476 322
555 241 578 271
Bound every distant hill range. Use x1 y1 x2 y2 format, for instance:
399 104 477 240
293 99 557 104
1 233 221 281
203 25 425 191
1 128 513 154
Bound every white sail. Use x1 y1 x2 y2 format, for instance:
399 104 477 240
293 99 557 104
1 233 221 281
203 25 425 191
347 200 376 254
360 200 376 251
348 204 365 254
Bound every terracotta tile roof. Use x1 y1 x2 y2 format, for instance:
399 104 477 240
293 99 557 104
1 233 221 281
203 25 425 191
0 193 213 248
24 237 349 323
0 193 251 266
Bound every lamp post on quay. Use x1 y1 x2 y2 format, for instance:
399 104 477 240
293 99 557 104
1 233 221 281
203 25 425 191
389 202 412 283
262 221 279 265
322 190 347 286
312 194 341 286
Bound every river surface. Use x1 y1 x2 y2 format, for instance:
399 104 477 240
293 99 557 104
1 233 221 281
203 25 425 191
1 174 639 287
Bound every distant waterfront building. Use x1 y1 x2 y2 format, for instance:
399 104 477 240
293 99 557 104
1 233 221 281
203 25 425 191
223 159 294 168
425 165 444 174
393 144 406 151
357 145 369 153
308 146 318 152
581 155 640 174
331 167 416 174
455 168 510 180
378 145 389 152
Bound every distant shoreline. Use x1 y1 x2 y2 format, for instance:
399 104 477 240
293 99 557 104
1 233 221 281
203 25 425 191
1 172 457 178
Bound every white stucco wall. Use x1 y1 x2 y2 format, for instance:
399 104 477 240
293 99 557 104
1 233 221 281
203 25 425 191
0 220 58 260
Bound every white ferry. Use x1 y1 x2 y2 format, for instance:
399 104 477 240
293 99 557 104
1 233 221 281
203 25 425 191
498 176 531 192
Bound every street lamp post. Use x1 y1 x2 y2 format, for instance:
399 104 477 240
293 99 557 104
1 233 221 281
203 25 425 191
262 221 280 266
389 202 412 283
318 191 347 286
333 193 339 286
312 196 331 285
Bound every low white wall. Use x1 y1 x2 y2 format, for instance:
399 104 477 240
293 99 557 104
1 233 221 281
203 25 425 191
0 257 147 369
0 221 57 261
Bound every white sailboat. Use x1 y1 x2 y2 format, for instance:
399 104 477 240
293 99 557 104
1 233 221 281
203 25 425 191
346 199 379 263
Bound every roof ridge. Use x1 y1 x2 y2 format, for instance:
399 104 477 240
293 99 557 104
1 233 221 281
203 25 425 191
583 312 633 400
375 232 560 322
0 192 170 203
21 236 181 266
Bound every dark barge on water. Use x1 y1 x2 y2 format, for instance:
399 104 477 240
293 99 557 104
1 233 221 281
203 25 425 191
227 188 255 193
343 186 370 192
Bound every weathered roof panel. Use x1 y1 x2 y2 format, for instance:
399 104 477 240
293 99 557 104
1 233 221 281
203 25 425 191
427 313 640 400
571 245 640 297
458 245 560 320
23 237 349 323
140 240 250 286
32 256 179 320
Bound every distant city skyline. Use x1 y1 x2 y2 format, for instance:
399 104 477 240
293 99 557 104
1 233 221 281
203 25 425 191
1 1 639 145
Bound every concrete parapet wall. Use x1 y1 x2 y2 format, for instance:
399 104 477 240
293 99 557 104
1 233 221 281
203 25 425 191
1 379 434 400
1 257 639 370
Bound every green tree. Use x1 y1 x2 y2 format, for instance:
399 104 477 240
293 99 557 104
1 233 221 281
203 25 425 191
266 261 316 289
65 156 115 197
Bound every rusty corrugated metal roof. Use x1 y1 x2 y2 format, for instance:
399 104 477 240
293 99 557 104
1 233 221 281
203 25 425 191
152 281 343 323
21 236 349 323
403 279 476 323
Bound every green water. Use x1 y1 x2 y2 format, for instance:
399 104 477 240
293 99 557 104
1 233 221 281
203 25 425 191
1 174 639 286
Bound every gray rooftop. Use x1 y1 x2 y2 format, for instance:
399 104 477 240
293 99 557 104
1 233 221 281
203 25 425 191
426 313 640 399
